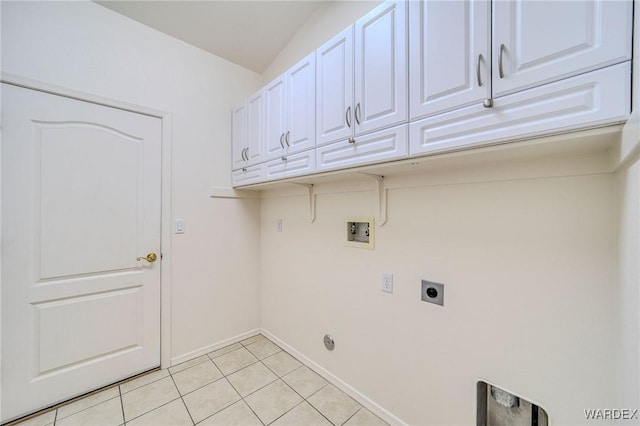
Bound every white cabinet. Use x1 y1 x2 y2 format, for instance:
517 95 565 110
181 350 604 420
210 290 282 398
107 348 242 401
493 0 632 97
232 164 263 187
316 124 407 172
410 62 631 156
265 53 316 161
354 0 407 135
264 150 316 182
409 0 490 119
232 89 264 170
316 0 407 146
316 27 354 146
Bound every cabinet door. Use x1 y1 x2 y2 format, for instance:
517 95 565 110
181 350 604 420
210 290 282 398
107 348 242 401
232 164 263 187
264 150 316 182
316 26 354 147
354 0 407 135
409 0 490 120
246 89 264 165
264 75 288 160
287 53 316 154
316 124 408 172
231 102 247 170
493 0 632 97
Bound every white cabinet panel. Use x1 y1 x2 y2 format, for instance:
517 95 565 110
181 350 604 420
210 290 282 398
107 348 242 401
264 150 316 181
409 0 490 119
265 76 287 160
231 103 246 171
316 27 354 146
246 89 264 165
493 0 632 97
232 164 263 187
410 63 630 156
287 54 316 153
317 124 408 172
354 0 407 135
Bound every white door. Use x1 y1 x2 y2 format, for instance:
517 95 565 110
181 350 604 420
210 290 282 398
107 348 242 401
1 83 162 422
246 89 264 166
264 76 287 160
409 0 490 120
354 0 407 136
231 102 247 170
492 0 632 97
316 26 354 147
286 53 315 155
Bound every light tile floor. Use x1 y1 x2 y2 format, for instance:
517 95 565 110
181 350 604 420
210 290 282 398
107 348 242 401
12 335 389 426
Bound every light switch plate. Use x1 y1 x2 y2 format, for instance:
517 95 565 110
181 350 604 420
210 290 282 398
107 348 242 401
175 219 185 234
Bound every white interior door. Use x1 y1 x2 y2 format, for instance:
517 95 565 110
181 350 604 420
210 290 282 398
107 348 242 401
1 83 162 422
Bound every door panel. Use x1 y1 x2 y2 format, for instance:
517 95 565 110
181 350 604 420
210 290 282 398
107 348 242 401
316 27 354 146
409 0 490 119
493 0 632 96
287 53 315 154
231 103 247 170
355 0 407 135
246 89 264 165
1 83 161 422
265 76 287 160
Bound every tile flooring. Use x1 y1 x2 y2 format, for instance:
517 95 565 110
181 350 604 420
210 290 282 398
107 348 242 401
14 335 389 426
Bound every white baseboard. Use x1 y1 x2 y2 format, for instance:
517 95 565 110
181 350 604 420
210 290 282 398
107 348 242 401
170 329 261 366
261 329 407 426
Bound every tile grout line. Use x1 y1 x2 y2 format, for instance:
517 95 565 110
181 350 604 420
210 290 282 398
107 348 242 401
341 406 364 426
118 386 125 425
167 366 196 425
221 376 266 426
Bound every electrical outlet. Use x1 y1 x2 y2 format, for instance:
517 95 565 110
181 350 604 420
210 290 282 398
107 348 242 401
277 218 283 232
382 273 393 293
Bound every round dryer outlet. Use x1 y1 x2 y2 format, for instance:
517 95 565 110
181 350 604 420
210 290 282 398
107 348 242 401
323 334 335 351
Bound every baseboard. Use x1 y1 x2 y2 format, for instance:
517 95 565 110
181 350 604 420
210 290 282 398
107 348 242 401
170 328 261 366
261 329 407 426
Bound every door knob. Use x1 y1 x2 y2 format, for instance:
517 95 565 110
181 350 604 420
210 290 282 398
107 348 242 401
137 253 158 263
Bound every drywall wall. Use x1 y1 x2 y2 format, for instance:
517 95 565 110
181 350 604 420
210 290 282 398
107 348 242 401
260 149 619 425
261 0 381 83
1 1 263 363
615 157 640 416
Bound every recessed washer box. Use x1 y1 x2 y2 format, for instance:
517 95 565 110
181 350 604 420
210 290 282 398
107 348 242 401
345 216 374 250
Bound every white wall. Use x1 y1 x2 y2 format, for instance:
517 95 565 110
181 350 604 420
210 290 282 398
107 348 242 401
261 0 381 83
260 150 618 425
1 1 263 363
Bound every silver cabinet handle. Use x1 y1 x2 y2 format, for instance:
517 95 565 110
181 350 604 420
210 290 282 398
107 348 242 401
279 133 285 149
285 131 290 147
476 53 484 87
498 44 505 79
242 167 247 172
241 147 247 161
244 147 249 160
281 156 287 161
483 98 494 108
348 137 356 144
345 106 352 128
355 103 361 125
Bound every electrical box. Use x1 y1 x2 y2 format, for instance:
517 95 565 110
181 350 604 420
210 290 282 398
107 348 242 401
345 216 375 249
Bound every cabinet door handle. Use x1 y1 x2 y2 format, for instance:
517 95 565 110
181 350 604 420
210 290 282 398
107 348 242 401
244 147 249 161
348 137 356 144
281 156 287 161
355 103 361 125
498 44 505 79
483 98 494 108
476 53 484 87
279 133 285 149
285 131 290 147
241 147 247 161
345 106 352 128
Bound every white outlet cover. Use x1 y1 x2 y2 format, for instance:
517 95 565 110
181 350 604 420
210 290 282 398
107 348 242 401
382 273 393 293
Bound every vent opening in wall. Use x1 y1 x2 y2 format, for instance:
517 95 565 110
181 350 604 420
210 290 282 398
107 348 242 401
345 217 375 249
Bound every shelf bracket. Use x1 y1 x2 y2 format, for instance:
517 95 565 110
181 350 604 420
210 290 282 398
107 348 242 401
358 173 387 226
290 183 316 223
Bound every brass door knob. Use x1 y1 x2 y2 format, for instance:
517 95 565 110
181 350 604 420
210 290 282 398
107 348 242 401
137 253 158 263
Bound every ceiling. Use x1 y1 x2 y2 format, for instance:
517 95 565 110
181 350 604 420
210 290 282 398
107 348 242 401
96 1 327 74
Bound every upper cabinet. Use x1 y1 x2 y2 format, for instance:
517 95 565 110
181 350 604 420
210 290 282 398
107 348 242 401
265 53 316 161
316 0 408 146
409 0 490 119
492 0 633 97
232 88 264 170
